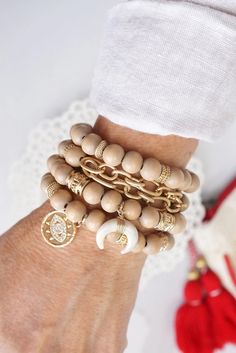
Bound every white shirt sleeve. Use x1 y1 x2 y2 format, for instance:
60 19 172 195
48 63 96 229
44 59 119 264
90 0 236 141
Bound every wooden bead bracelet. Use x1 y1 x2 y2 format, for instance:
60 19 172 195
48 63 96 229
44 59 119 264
69 123 200 192
40 123 200 255
44 153 188 235
41 173 175 255
41 171 186 236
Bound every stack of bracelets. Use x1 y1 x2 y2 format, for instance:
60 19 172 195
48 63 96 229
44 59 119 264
40 123 200 255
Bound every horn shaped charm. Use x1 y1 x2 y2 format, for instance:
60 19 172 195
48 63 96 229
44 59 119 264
96 218 139 255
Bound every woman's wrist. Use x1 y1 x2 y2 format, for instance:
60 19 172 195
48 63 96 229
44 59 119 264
94 116 198 168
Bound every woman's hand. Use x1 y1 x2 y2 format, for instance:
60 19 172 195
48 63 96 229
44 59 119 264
0 117 198 353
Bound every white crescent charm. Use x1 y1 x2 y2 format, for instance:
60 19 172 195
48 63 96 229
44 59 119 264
96 218 139 255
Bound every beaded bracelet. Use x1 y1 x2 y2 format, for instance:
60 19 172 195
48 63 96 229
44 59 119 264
40 123 200 255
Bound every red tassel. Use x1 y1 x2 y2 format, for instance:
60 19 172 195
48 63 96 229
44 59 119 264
175 276 214 353
202 269 236 348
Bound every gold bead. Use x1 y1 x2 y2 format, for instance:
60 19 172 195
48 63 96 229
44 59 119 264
196 256 207 270
156 164 171 184
155 212 176 232
187 269 200 281
95 140 108 159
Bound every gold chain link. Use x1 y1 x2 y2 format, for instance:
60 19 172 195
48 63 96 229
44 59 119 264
79 156 185 213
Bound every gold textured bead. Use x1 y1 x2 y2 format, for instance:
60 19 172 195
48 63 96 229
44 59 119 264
156 164 171 184
95 140 108 159
155 212 176 232
67 170 90 195
46 181 61 199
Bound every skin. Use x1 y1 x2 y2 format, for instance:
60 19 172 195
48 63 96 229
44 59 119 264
0 116 198 353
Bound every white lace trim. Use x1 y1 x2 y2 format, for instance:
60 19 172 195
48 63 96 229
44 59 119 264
8 99 205 287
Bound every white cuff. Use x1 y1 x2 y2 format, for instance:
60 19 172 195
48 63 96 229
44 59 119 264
90 1 236 141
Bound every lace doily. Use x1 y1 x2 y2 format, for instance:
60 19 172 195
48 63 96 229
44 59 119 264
8 99 205 287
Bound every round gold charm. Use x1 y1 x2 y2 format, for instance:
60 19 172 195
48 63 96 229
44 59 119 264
41 211 77 247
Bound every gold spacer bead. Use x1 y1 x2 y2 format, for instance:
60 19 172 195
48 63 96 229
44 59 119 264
156 165 171 184
95 140 108 159
46 181 61 199
196 256 207 270
188 269 200 281
155 212 176 232
66 170 90 195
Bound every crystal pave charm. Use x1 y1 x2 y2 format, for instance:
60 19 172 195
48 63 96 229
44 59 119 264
41 211 76 247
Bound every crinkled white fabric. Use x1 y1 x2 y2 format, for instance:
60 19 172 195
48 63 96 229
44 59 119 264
90 0 236 141
8 99 204 285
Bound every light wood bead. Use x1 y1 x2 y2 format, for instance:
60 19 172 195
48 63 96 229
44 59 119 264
181 194 190 212
54 164 73 185
185 173 200 193
47 155 63 171
166 234 175 250
165 167 185 189
143 233 175 255
101 190 123 213
85 209 106 232
132 233 147 253
123 199 142 221
140 158 162 181
58 140 72 157
139 206 160 229
180 170 192 190
40 173 55 193
50 160 66 176
171 213 187 234
143 234 164 255
82 182 105 205
81 133 102 155
103 144 125 167
70 123 93 145
50 189 73 210
65 146 85 167
121 151 143 174
65 200 87 223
